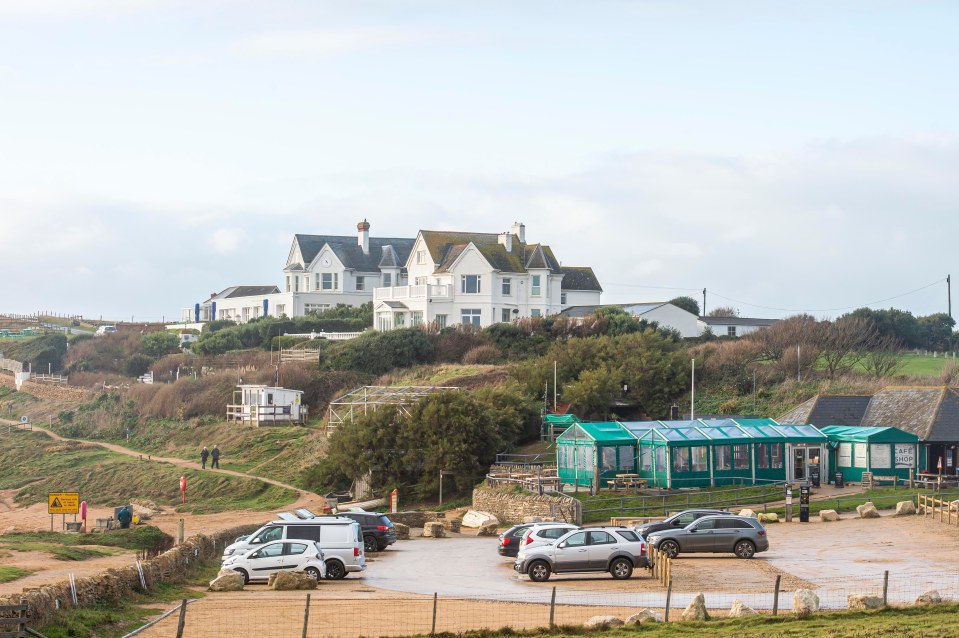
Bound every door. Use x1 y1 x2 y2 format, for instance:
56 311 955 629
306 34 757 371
247 542 286 577
710 519 740 552
553 531 590 571
683 518 717 552
586 530 616 568
283 542 310 570
793 447 807 482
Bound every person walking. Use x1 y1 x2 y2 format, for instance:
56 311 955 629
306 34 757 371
211 445 220 469
117 506 133 529
200 446 209 469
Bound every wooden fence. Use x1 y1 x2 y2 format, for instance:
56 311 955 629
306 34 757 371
918 493 959 526
0 600 27 638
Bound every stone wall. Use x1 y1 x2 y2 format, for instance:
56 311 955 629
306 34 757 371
0 523 259 626
472 487 581 525
388 511 435 528
0 372 92 403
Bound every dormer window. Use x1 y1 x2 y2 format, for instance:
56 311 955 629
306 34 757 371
461 275 481 294
383 273 392 287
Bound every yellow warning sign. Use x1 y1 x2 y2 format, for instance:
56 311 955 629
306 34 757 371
48 492 80 515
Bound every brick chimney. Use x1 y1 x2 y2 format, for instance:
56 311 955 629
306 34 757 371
511 221 525 243
357 219 370 255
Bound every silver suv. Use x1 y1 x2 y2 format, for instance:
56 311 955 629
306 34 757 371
514 527 649 582
646 515 768 559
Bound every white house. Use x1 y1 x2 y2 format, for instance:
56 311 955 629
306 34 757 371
371 222 602 330
560 302 701 338
226 384 306 426
698 316 779 337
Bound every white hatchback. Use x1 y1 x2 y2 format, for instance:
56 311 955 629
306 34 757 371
518 523 579 555
222 539 327 584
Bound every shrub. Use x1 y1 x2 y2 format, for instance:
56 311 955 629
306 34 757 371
142 331 181 358
325 328 434 375
462 344 502 365
124 354 153 377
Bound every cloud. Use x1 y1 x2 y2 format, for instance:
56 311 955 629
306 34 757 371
0 0 165 17
239 27 428 57
209 228 247 254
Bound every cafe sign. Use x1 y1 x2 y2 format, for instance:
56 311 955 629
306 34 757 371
894 444 915 468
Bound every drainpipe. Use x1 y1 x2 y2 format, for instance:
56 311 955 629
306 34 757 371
751 444 757 485
709 446 715 488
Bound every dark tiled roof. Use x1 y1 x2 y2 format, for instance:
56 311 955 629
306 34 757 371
559 267 603 292
293 234 415 272
422 230 562 274
779 395 871 428
378 245 401 269
210 285 280 301
700 317 779 327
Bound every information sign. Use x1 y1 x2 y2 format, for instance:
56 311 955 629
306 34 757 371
48 492 80 515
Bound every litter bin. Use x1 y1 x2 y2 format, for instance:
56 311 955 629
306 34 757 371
799 485 810 523
810 464 821 488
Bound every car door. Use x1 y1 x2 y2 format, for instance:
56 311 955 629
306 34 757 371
284 542 310 570
247 542 286 578
683 518 717 552
586 531 616 569
710 519 740 552
553 531 589 571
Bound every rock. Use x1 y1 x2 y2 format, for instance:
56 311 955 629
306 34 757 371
478 523 499 537
894 501 916 516
462 510 499 528
682 593 709 621
793 589 820 618
738 509 757 519
950 500 959 512
757 512 779 523
625 609 662 625
3 526 26 535
130 499 162 520
847 595 883 610
729 600 757 617
423 522 446 538
208 571 244 592
584 616 623 628
916 590 943 605
268 570 317 591
393 523 410 540
856 502 880 519
819 509 840 522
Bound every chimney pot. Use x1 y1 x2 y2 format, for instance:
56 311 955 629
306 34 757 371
511 222 526 243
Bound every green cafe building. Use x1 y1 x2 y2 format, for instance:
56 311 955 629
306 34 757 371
557 418 831 489
820 425 923 484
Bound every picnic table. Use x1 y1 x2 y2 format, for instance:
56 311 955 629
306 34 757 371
917 472 959 489
610 473 648 490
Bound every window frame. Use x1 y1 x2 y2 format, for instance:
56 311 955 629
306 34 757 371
531 274 542 296
502 278 511 295
461 274 482 294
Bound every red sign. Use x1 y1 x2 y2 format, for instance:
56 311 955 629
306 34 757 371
390 488 398 513
180 476 186 491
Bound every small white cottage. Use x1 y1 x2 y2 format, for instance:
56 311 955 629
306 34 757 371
227 384 307 426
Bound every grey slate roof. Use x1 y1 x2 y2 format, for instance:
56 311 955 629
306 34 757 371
779 387 959 442
378 245 401 269
209 285 280 301
559 267 603 292
292 234 415 272
560 302 676 318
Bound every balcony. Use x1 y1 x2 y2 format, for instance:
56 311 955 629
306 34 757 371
373 285 452 301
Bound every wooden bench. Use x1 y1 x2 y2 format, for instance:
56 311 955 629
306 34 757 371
862 472 898 488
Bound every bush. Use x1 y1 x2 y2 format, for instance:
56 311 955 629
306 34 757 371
325 328 435 375
142 331 181 358
462 344 502 365
124 354 153 377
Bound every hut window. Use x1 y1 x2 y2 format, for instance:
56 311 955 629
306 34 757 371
655 447 666 472
854 443 868 467
602 447 617 471
733 445 750 469
757 443 770 469
617 447 634 470
771 444 783 468
870 444 891 469
640 446 652 471
715 445 731 471
837 443 852 467
691 447 708 472
672 448 690 472
577 447 592 471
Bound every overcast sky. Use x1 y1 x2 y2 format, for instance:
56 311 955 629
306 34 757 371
2 1 957 321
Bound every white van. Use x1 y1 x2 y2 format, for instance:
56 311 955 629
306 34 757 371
95 325 117 336
222 517 365 580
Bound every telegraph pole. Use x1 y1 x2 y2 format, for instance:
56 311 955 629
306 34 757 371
948 274 952 319
702 288 706 316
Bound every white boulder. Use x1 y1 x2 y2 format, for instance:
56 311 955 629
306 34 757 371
856 502 880 519
894 500 916 516
423 522 447 538
793 589 820 617
757 512 779 523
847 594 883 610
738 509 757 519
209 570 244 592
916 590 943 605
729 599 757 617
682 593 709 621
625 609 662 625
462 510 499 528
584 616 623 628
819 509 840 522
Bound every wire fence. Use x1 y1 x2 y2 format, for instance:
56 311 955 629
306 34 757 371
128 570 959 638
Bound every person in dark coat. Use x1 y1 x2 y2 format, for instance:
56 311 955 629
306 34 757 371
211 445 220 469
117 506 133 529
200 446 209 469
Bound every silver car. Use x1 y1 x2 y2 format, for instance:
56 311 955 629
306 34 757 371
514 527 649 582
646 515 768 559
517 523 579 554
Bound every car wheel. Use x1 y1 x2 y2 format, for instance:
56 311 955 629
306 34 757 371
304 566 322 580
659 540 680 559
734 540 756 559
233 568 249 585
364 535 378 553
325 559 346 580
528 560 551 582
609 557 633 580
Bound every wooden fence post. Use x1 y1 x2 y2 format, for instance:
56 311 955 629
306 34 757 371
882 571 889 607
431 592 438 635
175 599 188 638
549 586 556 628
664 579 673 622
302 593 311 638
773 574 781 616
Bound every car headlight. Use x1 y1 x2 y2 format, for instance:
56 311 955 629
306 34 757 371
223 548 234 557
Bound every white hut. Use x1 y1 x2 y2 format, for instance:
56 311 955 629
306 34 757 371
227 384 307 426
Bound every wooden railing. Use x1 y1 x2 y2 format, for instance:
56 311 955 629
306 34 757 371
918 493 959 527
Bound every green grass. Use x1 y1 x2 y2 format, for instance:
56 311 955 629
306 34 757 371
892 352 956 376
0 542 113 561
0 527 172 557
0 431 298 513
763 487 959 518
579 484 782 523
0 565 32 584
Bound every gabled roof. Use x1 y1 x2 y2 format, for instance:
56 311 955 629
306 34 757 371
378 245 401 269
291 234 415 273
700 316 779 327
560 302 680 319
420 230 562 274
779 395 872 428
559 267 603 292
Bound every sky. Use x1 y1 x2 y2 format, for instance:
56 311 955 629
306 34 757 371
2 0 957 321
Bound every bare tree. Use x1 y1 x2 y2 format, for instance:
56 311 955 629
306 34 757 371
708 306 739 317
748 314 823 379
819 317 878 379
861 334 905 379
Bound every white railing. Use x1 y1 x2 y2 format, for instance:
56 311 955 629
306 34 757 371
373 285 452 301
283 331 365 341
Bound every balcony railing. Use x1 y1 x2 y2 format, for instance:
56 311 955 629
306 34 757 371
373 285 452 301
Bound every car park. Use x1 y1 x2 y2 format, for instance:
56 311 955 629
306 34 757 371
633 509 728 538
518 523 579 553
338 511 397 552
222 517 365 579
646 515 768 559
514 527 648 582
222 539 327 584
497 523 535 557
